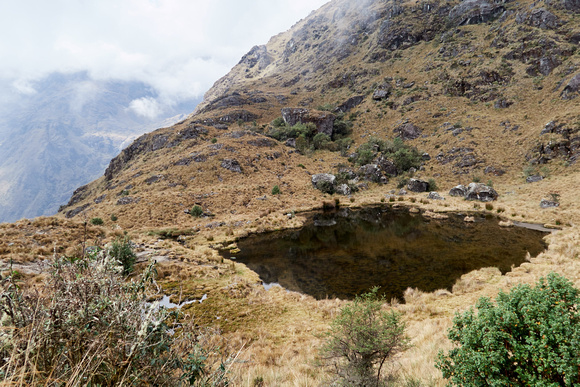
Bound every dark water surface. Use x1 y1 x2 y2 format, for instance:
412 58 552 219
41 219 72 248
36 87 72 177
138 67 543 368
220 207 548 300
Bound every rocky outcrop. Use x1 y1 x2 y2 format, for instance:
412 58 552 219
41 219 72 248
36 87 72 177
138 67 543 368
515 8 561 29
221 159 243 173
394 122 422 141
239 45 272 70
336 96 365 112
104 125 208 182
281 108 336 136
561 74 580 100
116 197 140 206
449 0 506 26
64 203 90 218
465 183 498 202
407 178 429 193
372 83 392 100
358 164 388 184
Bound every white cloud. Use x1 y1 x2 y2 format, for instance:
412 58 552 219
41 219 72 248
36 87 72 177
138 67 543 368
129 97 164 119
0 0 329 108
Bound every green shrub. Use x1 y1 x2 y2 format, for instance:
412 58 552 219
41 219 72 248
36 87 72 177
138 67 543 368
211 137 218 144
109 236 136 275
316 180 335 195
191 205 204 217
320 287 409 385
110 214 118 222
313 132 331 150
427 178 438 191
90 217 104 225
354 149 375 166
272 116 285 128
392 147 421 171
437 273 580 386
271 185 280 195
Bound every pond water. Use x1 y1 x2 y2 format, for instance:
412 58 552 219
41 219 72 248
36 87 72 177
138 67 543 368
220 207 548 301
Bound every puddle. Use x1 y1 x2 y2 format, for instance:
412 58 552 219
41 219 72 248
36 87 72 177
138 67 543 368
220 206 548 300
158 294 207 309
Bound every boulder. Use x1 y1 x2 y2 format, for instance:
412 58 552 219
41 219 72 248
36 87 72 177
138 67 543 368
407 178 429 193
372 83 392 100
449 185 468 197
465 183 498 202
281 107 336 136
312 173 336 191
358 164 388 184
394 122 422 141
398 189 407 195
376 156 398 176
540 199 560 208
526 175 544 183
427 192 445 200
335 184 352 196
561 74 580 100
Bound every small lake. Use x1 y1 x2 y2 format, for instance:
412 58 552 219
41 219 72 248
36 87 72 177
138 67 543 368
220 206 548 301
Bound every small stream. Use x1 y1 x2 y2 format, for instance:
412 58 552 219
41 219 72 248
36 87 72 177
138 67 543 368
220 206 548 301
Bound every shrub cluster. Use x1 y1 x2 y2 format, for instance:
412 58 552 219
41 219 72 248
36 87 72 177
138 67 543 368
267 114 353 154
349 136 422 173
0 249 232 386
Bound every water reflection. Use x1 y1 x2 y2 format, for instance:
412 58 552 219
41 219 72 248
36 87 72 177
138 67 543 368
221 207 547 300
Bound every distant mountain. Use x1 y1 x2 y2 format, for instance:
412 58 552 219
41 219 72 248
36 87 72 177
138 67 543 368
0 72 200 222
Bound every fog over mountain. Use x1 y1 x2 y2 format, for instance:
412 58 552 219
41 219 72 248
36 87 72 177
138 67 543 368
0 72 199 222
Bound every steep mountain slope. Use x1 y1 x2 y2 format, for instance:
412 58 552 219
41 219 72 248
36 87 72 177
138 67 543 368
0 72 199 222
59 0 580 229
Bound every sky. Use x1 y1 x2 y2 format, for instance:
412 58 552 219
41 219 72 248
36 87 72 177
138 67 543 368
0 0 329 118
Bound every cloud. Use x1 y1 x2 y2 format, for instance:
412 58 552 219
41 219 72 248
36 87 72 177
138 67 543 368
0 0 329 109
128 97 163 119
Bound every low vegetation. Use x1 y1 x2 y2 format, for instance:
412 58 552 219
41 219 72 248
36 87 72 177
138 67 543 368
319 287 409 386
0 247 233 386
349 137 422 173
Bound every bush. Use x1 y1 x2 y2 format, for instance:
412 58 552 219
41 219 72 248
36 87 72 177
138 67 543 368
436 273 580 386
428 178 438 191
272 116 285 128
320 287 409 385
271 185 280 195
313 132 331 150
191 205 204 217
90 217 104 225
0 251 232 386
392 147 421 171
110 214 118 222
109 236 136 275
